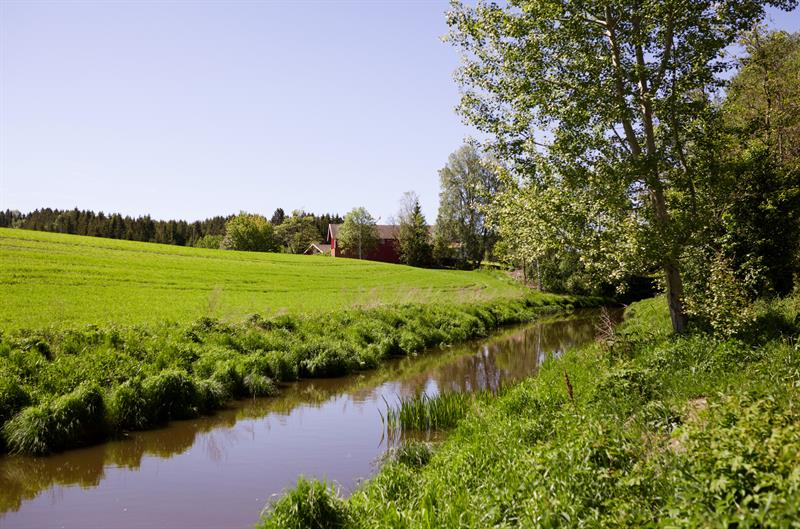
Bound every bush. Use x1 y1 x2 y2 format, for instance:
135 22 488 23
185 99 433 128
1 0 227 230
210 360 245 398
194 234 223 249
221 213 279 252
299 343 356 378
683 252 757 337
265 350 299 382
0 293 584 455
666 395 800 525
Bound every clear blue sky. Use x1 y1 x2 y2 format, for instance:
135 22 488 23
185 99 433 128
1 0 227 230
1 2 798 223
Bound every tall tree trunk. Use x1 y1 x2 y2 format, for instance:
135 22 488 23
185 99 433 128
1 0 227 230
652 184 688 333
663 257 687 333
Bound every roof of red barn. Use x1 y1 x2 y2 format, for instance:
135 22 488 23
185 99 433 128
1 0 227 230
328 224 400 241
304 243 331 254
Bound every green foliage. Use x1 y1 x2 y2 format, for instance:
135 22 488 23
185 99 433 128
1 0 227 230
683 252 757 337
243 373 278 398
107 378 150 431
221 212 278 252
726 28 800 169
337 207 379 260
141 370 199 424
396 194 432 267
384 392 471 432
0 372 30 425
392 441 433 468
434 143 499 268
0 207 229 246
447 0 798 332
665 395 800 526
256 477 350 529
275 211 321 254
193 234 223 249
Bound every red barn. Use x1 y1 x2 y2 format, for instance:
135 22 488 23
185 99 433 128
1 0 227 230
327 224 401 263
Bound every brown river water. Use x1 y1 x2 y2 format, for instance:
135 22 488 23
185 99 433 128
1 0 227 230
0 309 610 529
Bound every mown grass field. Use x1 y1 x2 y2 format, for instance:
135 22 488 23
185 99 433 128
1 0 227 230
0 228 531 331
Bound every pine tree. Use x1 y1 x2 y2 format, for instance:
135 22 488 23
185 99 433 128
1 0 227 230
398 198 432 267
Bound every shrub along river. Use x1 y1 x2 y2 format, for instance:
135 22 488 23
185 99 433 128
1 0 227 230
0 308 613 529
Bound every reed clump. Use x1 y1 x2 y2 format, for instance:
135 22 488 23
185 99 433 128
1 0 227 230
384 392 471 432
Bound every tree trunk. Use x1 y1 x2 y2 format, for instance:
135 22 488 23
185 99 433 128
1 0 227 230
663 257 688 333
652 184 688 333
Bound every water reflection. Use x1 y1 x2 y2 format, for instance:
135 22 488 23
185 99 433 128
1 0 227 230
0 309 612 529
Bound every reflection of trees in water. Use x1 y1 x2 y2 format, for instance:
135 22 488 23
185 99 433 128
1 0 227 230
391 314 601 398
0 309 612 514
0 448 107 513
0 411 241 514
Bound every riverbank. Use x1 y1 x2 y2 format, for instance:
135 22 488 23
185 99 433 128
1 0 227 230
0 293 601 456
259 295 800 528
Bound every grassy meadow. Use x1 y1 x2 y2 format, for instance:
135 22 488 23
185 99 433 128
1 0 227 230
259 295 800 528
0 228 531 331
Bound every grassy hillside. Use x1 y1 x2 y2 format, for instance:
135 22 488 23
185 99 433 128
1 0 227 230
0 228 530 331
259 295 800 528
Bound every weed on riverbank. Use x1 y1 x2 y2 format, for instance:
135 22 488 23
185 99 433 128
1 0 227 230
258 295 800 528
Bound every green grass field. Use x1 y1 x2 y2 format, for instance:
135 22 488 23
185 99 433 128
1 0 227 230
0 228 530 331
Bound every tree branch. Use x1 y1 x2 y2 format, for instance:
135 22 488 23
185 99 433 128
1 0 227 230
604 6 642 157
653 10 674 92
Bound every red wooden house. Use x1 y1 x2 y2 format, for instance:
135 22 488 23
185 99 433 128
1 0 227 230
327 224 401 263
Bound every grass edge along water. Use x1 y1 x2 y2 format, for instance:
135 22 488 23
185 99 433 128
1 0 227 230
0 293 602 456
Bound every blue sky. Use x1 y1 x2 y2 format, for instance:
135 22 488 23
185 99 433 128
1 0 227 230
1 2 798 223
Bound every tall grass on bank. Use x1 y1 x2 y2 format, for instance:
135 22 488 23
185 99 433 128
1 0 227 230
0 294 600 455
258 294 800 528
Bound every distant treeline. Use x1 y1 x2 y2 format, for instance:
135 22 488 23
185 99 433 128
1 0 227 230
0 208 342 247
